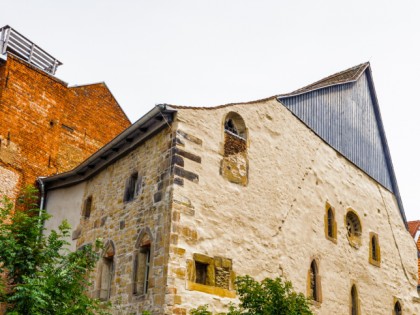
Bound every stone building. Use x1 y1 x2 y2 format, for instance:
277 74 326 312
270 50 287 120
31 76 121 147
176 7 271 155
0 25 130 200
42 63 420 314
408 221 420 289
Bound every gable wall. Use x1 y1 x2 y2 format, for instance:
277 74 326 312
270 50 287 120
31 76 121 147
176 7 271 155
167 99 419 314
279 72 393 192
0 55 130 198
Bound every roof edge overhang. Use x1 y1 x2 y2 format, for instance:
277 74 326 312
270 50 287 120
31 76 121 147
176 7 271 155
42 104 177 190
277 63 369 99
364 66 408 228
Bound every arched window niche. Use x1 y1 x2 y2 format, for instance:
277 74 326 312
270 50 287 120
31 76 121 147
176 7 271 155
133 228 153 296
98 240 115 301
345 209 362 248
324 202 337 243
393 300 402 315
350 284 361 315
369 232 381 267
220 112 249 186
307 259 322 304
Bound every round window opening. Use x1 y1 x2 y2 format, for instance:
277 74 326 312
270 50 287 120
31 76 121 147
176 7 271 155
346 211 362 246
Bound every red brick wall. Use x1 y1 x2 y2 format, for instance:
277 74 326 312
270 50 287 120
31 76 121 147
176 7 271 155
0 55 130 197
417 237 420 285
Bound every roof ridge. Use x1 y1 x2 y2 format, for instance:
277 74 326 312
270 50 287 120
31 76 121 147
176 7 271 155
278 62 370 98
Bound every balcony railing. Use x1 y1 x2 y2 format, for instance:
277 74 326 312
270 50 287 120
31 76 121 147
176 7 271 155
0 25 62 75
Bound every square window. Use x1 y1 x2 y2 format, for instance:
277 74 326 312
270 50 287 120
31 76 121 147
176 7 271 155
195 261 208 285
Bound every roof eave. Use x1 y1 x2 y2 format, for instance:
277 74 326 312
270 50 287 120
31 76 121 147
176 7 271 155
42 104 176 190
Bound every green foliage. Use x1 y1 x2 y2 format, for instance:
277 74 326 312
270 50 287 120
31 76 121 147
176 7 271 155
190 305 212 315
190 275 313 315
0 186 108 315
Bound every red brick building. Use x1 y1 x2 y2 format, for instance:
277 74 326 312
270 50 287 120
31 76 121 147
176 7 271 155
0 26 130 200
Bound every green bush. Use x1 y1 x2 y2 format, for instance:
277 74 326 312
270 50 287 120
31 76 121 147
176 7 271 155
0 186 109 315
190 275 313 315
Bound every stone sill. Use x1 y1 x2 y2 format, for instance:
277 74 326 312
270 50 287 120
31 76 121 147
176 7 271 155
369 258 381 267
186 281 236 298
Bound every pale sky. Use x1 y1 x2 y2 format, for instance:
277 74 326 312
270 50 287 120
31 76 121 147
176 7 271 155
1 0 419 221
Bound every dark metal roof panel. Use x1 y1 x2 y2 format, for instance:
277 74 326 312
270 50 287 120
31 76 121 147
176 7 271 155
279 72 393 191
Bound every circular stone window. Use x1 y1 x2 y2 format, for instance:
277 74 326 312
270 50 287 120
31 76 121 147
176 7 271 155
346 210 362 248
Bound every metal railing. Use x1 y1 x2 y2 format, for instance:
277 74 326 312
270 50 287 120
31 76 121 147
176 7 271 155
0 25 62 74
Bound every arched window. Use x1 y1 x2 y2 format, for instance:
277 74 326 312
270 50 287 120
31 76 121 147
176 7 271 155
324 203 337 242
369 232 381 266
99 240 115 300
307 260 321 303
224 112 247 139
221 112 248 186
133 229 153 295
394 301 402 315
350 285 360 315
346 210 362 248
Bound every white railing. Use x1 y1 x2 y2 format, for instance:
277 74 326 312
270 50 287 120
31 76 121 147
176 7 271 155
0 25 62 74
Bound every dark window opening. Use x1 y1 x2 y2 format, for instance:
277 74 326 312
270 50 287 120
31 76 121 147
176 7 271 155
310 261 317 301
224 119 238 135
223 112 247 140
394 301 402 315
371 236 378 261
309 260 321 303
346 211 362 238
124 172 141 202
351 285 359 315
327 207 334 238
195 261 208 285
133 244 151 295
83 196 92 218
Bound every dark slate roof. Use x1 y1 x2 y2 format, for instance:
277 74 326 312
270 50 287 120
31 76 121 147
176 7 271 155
279 63 369 98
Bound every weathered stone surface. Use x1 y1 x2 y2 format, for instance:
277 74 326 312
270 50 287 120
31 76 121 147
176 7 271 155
174 148 201 164
177 130 202 146
46 128 174 314
171 155 184 167
0 55 130 200
45 97 420 314
168 99 420 314
174 166 199 183
174 177 184 187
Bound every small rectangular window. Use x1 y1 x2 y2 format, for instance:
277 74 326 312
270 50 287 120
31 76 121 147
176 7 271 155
124 172 141 202
195 261 208 285
83 196 92 218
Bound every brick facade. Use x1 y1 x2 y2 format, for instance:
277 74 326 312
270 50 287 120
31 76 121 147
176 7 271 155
0 54 130 199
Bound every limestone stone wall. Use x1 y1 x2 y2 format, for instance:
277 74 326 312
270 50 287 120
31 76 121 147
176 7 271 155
167 98 420 314
46 127 175 314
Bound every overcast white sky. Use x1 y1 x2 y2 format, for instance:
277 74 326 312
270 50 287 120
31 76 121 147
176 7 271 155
1 0 419 221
